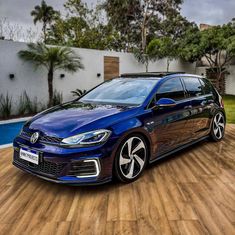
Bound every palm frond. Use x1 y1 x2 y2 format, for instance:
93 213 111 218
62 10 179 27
18 43 84 73
18 43 49 69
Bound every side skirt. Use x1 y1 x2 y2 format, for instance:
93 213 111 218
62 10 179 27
149 135 209 164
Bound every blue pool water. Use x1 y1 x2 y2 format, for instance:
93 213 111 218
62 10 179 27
0 121 25 145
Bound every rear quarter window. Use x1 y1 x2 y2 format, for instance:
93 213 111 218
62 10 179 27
182 77 204 97
199 78 213 95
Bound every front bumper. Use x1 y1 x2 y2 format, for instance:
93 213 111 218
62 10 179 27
12 136 116 185
13 161 111 185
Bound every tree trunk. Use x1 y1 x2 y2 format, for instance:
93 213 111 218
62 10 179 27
43 21 47 43
141 25 147 52
166 58 170 72
206 68 226 94
47 67 54 107
145 59 149 72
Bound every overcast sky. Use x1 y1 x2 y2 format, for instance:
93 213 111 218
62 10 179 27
0 0 235 38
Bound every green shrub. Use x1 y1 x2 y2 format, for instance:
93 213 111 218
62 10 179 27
0 93 12 119
52 90 63 106
17 91 38 116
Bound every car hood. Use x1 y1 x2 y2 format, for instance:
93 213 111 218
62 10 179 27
25 101 140 138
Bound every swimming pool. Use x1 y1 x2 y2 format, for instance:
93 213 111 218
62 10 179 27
0 118 29 147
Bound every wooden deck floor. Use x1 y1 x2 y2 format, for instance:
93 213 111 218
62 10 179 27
0 125 235 235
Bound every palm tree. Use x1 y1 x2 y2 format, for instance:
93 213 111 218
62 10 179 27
18 43 84 107
31 0 59 42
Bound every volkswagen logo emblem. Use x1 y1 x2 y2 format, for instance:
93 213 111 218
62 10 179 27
30 132 39 144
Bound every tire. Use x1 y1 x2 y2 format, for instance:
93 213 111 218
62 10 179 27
210 111 226 142
113 134 148 183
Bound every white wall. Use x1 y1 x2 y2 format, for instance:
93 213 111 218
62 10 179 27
0 40 197 113
225 65 235 95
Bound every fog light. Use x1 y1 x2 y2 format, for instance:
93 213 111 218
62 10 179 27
68 159 100 178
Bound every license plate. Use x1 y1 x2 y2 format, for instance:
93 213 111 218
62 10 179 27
19 148 39 165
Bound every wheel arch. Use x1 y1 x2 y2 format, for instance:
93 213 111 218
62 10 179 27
110 127 153 169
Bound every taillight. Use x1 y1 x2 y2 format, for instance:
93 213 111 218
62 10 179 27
219 96 224 108
220 98 224 108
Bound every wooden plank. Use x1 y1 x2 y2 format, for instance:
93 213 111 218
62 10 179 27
0 125 235 234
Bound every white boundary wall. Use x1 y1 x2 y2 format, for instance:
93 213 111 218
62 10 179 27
0 40 199 112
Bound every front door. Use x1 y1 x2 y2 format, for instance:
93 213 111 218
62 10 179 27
147 77 193 156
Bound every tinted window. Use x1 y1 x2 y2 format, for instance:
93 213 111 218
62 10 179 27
156 77 185 101
182 77 204 97
200 78 213 95
80 78 158 105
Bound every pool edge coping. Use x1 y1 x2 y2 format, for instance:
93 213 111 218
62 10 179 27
0 116 32 125
0 143 13 149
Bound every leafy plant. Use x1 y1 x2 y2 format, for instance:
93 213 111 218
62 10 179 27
18 91 31 115
133 48 151 72
52 90 63 106
0 93 12 119
17 91 38 115
179 22 235 93
71 89 87 98
102 0 183 52
147 37 177 72
29 97 39 114
18 43 84 107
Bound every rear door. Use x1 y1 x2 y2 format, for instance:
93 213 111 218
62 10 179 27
181 77 211 139
149 77 193 156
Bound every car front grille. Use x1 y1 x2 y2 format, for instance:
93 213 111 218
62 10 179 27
40 135 62 144
14 151 66 177
20 131 62 144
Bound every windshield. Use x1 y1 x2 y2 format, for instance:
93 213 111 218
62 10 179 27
80 78 159 105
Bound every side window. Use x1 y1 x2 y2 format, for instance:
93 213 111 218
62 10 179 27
156 77 185 101
182 77 204 97
199 78 213 95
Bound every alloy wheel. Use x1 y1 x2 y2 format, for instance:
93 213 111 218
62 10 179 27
119 136 147 179
213 113 225 140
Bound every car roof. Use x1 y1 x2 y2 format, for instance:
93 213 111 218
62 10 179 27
120 72 203 80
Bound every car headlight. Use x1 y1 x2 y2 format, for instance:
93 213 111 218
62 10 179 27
61 129 112 147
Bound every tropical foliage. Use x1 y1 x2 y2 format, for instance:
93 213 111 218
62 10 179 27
148 37 176 71
52 90 63 106
103 0 183 51
101 0 197 71
0 93 12 119
18 43 84 107
31 0 59 42
25 1 235 97
179 23 235 92
71 88 87 97
18 91 38 115
46 0 121 50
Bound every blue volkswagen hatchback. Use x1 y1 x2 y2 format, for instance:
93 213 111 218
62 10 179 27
13 72 226 185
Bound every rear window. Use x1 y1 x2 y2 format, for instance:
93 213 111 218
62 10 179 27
182 77 204 97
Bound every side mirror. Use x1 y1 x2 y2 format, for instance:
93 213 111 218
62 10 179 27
155 98 177 108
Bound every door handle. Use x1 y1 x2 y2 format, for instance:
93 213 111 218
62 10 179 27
184 105 192 109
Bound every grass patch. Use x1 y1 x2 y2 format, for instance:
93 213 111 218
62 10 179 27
223 95 235 124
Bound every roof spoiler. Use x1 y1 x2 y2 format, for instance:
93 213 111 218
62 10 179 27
120 72 186 77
